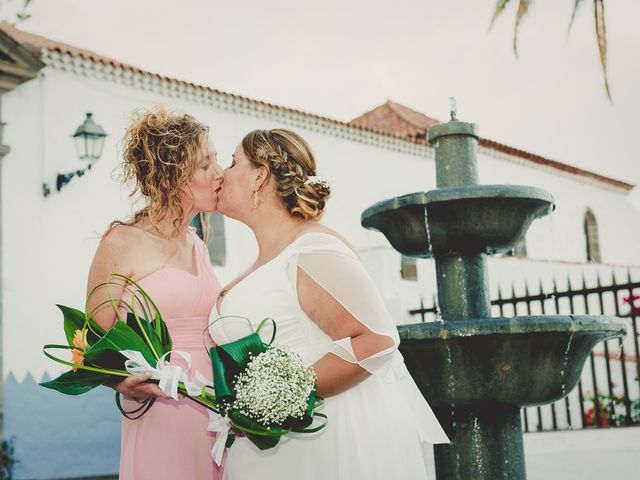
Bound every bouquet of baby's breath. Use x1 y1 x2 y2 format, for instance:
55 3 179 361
233 346 316 425
209 318 327 451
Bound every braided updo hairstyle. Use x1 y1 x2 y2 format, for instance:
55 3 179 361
117 105 209 236
241 129 331 220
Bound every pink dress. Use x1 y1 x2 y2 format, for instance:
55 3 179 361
119 226 222 480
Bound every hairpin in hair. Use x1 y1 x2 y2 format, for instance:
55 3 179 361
303 175 328 186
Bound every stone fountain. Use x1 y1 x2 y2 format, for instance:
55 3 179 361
361 103 626 479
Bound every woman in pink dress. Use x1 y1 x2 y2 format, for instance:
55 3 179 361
86 106 224 479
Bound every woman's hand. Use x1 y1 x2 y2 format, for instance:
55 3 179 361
112 373 172 402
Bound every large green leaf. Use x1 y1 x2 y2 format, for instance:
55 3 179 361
122 303 157 355
125 312 164 361
152 311 172 353
84 320 156 367
209 333 267 400
40 369 111 395
229 410 284 450
58 304 104 346
219 332 267 367
85 348 128 372
124 311 171 359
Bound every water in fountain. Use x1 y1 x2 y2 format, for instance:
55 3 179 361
560 331 576 397
444 339 456 425
423 205 434 257
470 417 485 476
424 205 443 322
546 204 576 430
547 205 558 304
457 257 469 317
502 444 510 479
443 338 461 472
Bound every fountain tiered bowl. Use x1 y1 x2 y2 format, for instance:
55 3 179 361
361 185 554 257
397 316 625 409
361 193 626 410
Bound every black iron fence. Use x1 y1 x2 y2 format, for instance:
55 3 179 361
409 271 640 432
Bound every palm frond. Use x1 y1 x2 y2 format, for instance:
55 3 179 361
594 0 611 100
513 0 530 57
489 0 512 30
568 0 585 33
489 0 613 101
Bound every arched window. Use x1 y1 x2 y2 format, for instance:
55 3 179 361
584 209 601 263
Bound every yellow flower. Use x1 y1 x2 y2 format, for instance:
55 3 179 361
71 328 88 372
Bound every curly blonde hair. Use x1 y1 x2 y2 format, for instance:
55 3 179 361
113 105 209 236
241 129 331 220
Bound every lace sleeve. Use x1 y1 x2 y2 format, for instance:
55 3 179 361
288 233 400 376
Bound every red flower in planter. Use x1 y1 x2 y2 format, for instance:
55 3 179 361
623 294 640 315
584 405 610 427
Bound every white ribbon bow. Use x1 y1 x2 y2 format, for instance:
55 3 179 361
208 411 231 466
120 350 210 400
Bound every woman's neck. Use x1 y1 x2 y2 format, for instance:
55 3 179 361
249 205 307 259
138 213 193 241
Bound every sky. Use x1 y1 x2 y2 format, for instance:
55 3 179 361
4 0 640 205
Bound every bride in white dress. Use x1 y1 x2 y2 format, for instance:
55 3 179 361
210 129 449 479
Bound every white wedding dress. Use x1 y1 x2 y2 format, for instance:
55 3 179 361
209 232 448 480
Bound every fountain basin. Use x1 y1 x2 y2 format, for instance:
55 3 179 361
398 315 626 409
361 185 554 258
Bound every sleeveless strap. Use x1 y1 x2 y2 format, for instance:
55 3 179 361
188 226 207 271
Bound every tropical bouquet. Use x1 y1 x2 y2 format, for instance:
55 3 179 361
41 275 327 462
41 274 218 417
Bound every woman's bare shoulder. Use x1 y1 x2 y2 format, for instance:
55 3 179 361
101 223 138 247
97 223 149 261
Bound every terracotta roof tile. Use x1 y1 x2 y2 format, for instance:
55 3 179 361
350 101 633 191
0 23 632 191
351 100 440 141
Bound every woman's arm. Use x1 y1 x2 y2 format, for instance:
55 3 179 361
86 227 132 331
87 226 170 400
297 267 395 398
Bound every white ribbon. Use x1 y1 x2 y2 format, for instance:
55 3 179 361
120 349 211 400
208 411 231 466
184 371 212 396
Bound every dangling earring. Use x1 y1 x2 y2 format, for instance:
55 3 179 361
251 189 261 209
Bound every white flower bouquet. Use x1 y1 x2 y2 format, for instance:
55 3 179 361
209 318 327 451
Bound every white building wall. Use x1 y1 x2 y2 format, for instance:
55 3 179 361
523 427 640 480
2 63 640 385
424 427 640 480
479 148 640 266
418 427 640 479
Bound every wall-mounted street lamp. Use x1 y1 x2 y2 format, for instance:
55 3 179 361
55 112 107 192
